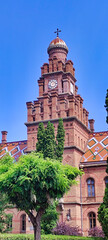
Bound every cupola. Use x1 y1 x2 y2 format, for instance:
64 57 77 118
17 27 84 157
47 37 68 63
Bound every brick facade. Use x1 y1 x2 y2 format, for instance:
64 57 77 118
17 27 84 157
0 36 108 236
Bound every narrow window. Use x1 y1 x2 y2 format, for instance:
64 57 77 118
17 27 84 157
89 212 96 229
20 214 26 233
105 177 108 187
87 178 95 197
66 133 69 146
62 80 64 93
40 102 43 113
43 82 44 92
49 106 52 118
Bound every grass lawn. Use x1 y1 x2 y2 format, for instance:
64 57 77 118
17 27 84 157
0 234 105 240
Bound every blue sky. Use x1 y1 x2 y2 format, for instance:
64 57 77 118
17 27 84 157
0 0 108 142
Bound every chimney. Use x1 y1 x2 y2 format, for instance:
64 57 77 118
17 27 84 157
89 119 95 132
1 131 8 144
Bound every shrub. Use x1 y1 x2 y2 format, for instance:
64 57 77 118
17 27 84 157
52 222 82 236
88 227 105 238
41 202 58 234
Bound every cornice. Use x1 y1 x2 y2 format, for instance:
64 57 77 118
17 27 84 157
41 71 77 82
64 145 85 154
25 116 90 133
80 161 107 168
63 201 102 206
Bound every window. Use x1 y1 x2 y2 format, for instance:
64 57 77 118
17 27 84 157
87 178 95 197
105 177 108 187
70 82 73 94
66 133 69 146
89 212 96 229
62 80 64 93
20 214 26 233
40 102 43 113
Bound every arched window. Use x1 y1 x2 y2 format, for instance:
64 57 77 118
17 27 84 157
87 178 95 197
105 176 108 187
89 212 96 229
20 214 26 233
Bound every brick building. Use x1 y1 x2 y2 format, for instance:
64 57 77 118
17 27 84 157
0 35 108 235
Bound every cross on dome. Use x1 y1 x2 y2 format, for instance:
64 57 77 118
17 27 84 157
54 28 61 37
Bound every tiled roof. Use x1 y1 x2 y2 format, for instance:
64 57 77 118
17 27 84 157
0 140 27 161
81 131 108 163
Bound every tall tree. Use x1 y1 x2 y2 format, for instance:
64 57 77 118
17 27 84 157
98 89 108 238
44 121 55 159
36 122 45 153
0 155 13 233
0 152 82 240
56 118 65 161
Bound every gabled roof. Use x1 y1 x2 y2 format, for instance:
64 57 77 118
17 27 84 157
0 140 27 161
81 131 108 163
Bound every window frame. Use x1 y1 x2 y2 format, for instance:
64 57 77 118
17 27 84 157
88 212 96 229
87 178 95 198
20 214 26 233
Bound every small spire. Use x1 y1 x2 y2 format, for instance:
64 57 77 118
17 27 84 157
54 28 61 37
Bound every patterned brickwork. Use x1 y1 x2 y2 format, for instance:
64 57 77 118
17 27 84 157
0 140 27 161
81 131 108 162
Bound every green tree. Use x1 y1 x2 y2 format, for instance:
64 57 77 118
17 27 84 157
56 118 65 161
36 119 65 161
0 152 82 240
41 201 58 234
44 121 55 159
98 162 108 237
0 193 12 233
98 89 108 237
36 122 45 153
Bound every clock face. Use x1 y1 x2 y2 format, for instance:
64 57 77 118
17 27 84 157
48 80 57 89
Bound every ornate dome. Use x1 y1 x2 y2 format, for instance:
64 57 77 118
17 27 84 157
47 37 68 54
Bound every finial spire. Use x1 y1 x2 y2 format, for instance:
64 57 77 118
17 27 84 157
54 28 61 37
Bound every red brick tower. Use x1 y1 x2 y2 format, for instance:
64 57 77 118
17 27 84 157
25 34 90 227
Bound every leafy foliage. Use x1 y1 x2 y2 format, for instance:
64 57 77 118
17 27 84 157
44 122 56 159
0 155 13 233
98 89 108 238
0 153 82 240
0 193 12 233
41 201 58 234
88 227 105 238
36 119 65 161
52 222 82 236
36 123 45 153
56 118 65 162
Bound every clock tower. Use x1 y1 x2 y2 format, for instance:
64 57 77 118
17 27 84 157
25 33 90 226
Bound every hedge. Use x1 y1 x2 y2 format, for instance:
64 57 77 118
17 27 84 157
0 234 105 240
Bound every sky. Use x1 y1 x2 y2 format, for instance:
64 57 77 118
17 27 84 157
0 0 108 142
